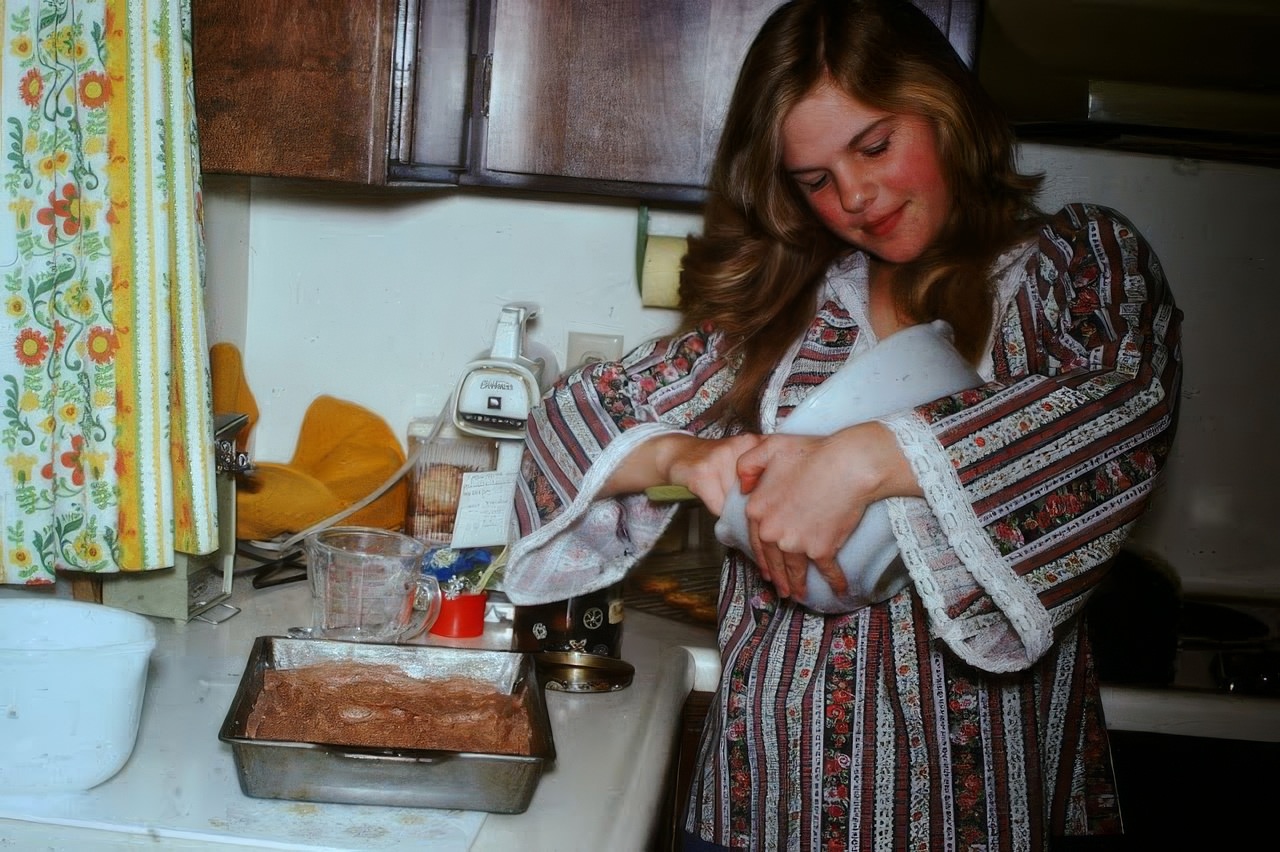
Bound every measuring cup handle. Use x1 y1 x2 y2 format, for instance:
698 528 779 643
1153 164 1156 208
401 574 443 641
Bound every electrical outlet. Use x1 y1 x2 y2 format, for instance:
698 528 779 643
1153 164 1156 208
567 332 624 368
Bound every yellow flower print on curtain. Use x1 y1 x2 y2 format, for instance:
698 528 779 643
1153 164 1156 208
0 0 216 583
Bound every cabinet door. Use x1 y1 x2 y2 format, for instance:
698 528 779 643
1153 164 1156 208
468 0 978 204
192 0 399 184
192 0 978 194
472 0 771 203
387 0 476 181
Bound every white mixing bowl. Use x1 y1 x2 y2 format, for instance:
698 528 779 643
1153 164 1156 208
0 598 156 792
715 320 983 613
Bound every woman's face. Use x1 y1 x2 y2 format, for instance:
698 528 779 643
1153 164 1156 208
780 81 951 264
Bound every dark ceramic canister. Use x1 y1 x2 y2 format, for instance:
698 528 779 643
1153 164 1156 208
512 582 624 658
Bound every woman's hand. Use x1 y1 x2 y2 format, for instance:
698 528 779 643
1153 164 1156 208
735 422 919 600
602 432 763 517
664 433 765 516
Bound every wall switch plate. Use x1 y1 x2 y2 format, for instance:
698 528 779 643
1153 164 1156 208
567 332 624 367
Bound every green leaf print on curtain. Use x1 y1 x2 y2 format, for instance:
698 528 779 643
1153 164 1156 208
0 0 216 583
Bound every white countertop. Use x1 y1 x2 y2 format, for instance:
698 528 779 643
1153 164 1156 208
0 573 717 851
3 570 1276 852
1101 683 1280 741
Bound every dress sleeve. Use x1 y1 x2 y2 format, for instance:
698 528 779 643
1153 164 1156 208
879 204 1183 673
502 327 732 604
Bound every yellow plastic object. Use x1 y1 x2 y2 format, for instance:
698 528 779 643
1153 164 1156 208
644 484 697 503
210 342 259 452
236 396 407 541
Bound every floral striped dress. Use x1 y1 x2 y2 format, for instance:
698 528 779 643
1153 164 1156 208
503 204 1183 851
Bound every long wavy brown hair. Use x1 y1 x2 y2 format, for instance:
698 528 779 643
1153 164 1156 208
680 0 1044 428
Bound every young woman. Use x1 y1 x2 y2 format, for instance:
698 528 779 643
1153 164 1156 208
503 1 1183 848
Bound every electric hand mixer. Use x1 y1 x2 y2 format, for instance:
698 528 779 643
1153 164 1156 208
450 301 548 474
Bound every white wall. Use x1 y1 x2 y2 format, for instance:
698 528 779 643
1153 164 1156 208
202 145 1280 598
203 180 693 455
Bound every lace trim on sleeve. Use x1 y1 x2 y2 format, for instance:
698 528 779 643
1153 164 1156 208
881 410 1054 671
503 422 682 605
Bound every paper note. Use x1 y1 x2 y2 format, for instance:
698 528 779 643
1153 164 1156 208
450 471 518 548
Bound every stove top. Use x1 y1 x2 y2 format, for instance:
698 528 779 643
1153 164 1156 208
1173 598 1280 695
1085 547 1280 697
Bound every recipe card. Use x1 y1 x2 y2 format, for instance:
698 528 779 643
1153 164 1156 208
450 470 518 548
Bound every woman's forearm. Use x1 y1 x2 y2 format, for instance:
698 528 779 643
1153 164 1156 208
597 432 694 498
597 431 765 516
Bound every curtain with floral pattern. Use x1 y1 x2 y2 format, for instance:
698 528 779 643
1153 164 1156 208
1 0 215 584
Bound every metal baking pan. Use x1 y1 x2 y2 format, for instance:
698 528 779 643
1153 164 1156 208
218 636 555 813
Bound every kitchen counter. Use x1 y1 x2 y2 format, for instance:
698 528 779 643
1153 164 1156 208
0 572 717 852
1100 682 1279 741
4 571 1276 851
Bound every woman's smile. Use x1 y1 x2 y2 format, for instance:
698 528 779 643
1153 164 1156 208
862 204 905 238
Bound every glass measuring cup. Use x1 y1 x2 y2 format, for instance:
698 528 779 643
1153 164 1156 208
303 526 441 643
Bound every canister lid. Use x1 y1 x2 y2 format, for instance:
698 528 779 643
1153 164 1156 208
534 651 634 693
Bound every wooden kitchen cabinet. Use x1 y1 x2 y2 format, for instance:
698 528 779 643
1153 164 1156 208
459 0 777 203
659 689 715 851
448 0 978 204
191 0 405 184
194 0 978 201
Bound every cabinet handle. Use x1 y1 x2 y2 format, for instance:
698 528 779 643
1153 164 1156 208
480 53 493 118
